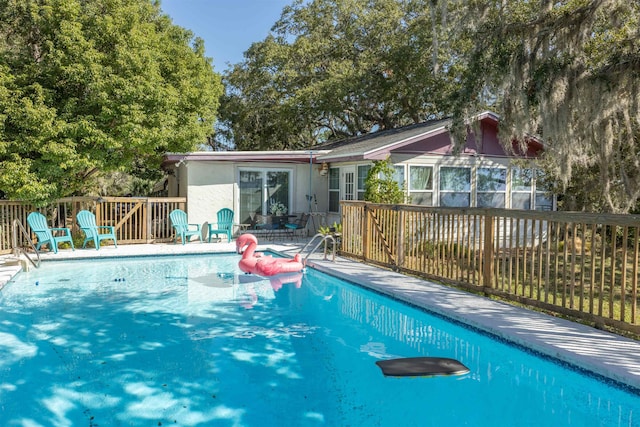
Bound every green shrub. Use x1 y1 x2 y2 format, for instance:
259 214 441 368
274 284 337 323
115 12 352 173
363 158 407 204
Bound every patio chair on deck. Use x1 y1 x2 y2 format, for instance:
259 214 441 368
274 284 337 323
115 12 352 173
26 211 75 254
77 210 118 250
208 208 234 242
284 213 309 241
169 209 202 244
254 214 283 241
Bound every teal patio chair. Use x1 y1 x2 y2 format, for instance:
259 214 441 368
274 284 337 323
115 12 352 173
26 211 75 254
284 212 310 241
76 210 118 250
169 209 202 244
208 208 234 242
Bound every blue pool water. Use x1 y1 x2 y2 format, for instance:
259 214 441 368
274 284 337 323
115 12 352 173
0 254 638 426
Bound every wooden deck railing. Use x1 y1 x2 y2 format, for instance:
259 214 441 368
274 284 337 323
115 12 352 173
0 197 187 253
340 201 640 334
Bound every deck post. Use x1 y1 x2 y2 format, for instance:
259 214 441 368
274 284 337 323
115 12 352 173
483 214 495 290
362 203 369 261
145 199 152 243
397 206 405 270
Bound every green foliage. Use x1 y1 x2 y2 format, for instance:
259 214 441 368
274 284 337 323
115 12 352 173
0 0 223 204
450 0 640 213
319 221 342 235
363 158 405 204
411 240 468 260
319 221 342 251
218 0 463 149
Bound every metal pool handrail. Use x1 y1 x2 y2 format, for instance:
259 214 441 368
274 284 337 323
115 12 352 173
299 233 336 264
12 219 40 268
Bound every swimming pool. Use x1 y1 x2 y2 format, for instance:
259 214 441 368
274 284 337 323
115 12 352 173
0 253 638 426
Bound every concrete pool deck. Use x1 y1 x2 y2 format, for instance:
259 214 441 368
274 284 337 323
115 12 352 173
2 241 640 392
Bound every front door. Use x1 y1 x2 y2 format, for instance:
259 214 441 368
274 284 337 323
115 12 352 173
342 167 355 202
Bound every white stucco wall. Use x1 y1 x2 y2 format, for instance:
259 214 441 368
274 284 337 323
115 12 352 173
292 162 328 215
294 162 329 233
179 160 330 232
171 163 189 198
185 161 235 225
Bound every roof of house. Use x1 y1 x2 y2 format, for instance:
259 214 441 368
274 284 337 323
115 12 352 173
313 117 454 162
163 111 540 165
163 150 330 165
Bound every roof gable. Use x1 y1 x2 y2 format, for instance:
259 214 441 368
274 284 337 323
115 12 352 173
315 118 452 162
314 111 542 162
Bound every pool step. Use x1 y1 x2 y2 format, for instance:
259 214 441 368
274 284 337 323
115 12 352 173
1 256 22 266
1 255 34 271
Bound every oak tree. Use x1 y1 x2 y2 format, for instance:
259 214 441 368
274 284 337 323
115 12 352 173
451 0 640 212
0 0 222 204
219 0 463 150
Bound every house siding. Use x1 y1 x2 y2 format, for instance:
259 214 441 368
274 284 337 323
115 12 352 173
171 161 329 232
325 155 551 213
186 162 235 226
163 112 551 233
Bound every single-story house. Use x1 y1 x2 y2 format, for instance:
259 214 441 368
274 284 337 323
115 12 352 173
162 111 552 234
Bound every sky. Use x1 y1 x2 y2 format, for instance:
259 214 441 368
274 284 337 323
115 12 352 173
159 0 293 72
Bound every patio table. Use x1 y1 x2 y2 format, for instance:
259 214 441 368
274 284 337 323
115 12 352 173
235 223 251 235
257 215 297 240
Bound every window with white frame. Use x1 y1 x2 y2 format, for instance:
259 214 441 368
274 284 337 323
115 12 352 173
393 165 405 188
357 164 371 200
439 166 471 207
511 168 533 209
328 167 340 212
535 193 553 211
477 167 506 208
511 168 552 210
344 170 355 201
409 166 433 206
394 165 406 202
533 170 553 211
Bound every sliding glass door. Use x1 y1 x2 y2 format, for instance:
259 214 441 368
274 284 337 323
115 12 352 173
239 169 291 225
239 171 263 225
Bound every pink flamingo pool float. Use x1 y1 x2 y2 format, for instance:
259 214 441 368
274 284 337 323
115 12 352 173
236 233 304 277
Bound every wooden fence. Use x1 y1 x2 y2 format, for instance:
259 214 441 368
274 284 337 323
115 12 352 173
0 197 187 253
341 201 640 334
